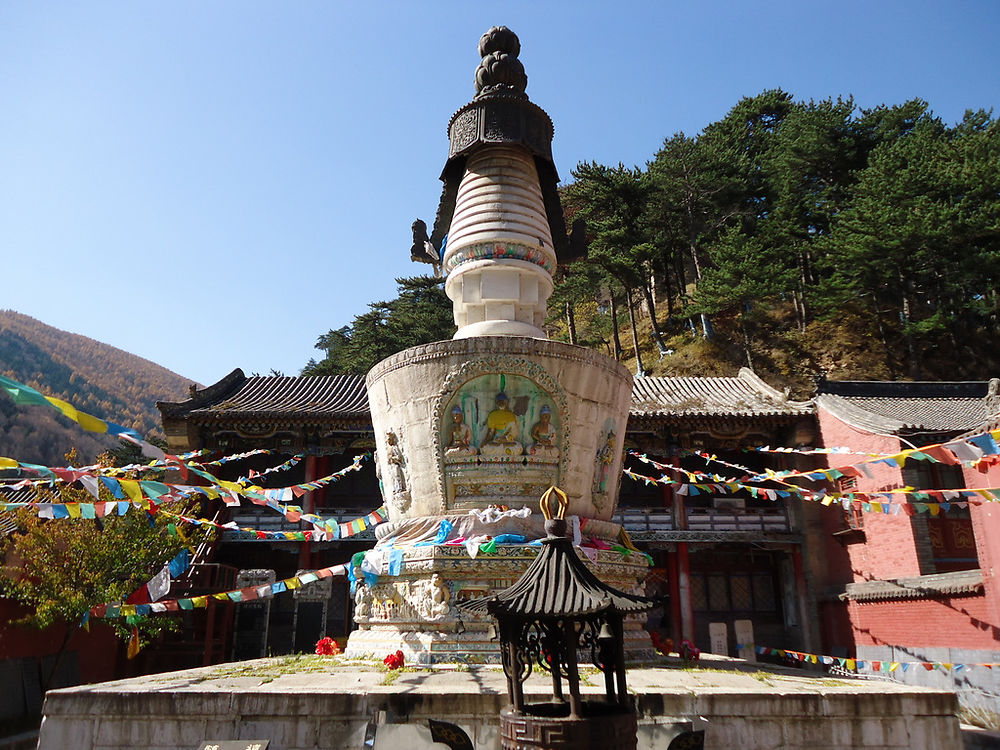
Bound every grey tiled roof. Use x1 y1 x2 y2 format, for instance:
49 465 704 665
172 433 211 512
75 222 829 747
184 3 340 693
841 569 983 602
0 485 60 537
159 369 369 421
816 379 1000 435
160 368 998 435
630 368 812 419
0 511 17 537
162 367 811 423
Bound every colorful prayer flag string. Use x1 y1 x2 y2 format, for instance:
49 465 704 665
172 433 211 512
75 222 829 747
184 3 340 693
0 373 165 459
90 562 351 619
747 644 999 674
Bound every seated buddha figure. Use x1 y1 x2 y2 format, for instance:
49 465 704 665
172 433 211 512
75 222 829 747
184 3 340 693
528 404 558 457
445 405 477 456
479 391 523 457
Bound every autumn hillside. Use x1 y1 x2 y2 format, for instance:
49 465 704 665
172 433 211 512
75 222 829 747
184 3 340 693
0 311 197 466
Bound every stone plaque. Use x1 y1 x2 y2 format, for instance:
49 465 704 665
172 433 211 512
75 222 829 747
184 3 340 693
735 618 756 662
708 621 728 656
231 569 274 661
293 569 332 653
197 742 269 750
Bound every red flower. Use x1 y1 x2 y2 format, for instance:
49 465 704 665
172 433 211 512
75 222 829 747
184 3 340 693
315 637 341 656
680 639 700 661
650 631 674 656
383 650 405 669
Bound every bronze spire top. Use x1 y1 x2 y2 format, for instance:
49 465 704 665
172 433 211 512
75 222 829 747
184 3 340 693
474 25 527 99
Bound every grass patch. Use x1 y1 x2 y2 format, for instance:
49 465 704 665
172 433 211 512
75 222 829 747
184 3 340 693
381 670 402 687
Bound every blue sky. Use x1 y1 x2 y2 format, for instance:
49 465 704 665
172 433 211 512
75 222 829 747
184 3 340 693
2 1 997 387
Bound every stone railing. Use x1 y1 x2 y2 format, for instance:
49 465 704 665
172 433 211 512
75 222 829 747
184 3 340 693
686 508 790 533
613 507 791 536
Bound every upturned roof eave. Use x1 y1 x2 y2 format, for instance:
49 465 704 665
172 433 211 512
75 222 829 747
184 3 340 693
157 368 248 418
476 538 659 620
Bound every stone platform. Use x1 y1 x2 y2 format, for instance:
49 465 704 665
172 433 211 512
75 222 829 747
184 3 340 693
37 654 961 750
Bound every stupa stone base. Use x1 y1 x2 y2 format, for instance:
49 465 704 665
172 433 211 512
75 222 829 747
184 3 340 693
36 656 962 750
344 542 653 664
367 337 634 522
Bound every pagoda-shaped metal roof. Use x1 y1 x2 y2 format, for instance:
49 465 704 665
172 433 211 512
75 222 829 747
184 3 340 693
462 517 660 620
492 534 657 618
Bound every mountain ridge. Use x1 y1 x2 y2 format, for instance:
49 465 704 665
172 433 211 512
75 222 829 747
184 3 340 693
0 310 197 466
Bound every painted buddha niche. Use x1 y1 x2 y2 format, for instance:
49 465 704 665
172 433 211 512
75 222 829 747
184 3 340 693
480 391 523 456
445 405 477 456
528 404 557 457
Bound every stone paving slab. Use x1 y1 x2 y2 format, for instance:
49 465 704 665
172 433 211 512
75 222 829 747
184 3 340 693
49 652 938 695
38 654 962 750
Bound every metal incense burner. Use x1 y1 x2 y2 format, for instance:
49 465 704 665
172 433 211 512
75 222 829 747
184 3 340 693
462 487 661 750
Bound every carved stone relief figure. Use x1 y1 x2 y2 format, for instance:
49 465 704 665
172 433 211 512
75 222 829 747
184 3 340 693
425 573 452 620
385 430 411 512
354 582 372 621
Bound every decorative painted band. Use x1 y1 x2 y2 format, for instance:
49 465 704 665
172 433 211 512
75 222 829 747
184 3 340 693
444 241 556 274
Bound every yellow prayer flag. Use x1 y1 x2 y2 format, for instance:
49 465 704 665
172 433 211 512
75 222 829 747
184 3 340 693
127 627 141 660
213 593 228 601
286 578 301 590
192 596 208 608
45 396 108 433
66 504 82 518
120 480 143 503
0 457 17 469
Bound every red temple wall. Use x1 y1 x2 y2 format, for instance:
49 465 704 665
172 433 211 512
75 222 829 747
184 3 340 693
848 594 998 651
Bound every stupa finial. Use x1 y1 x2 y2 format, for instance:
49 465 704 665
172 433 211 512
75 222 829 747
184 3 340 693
474 26 527 99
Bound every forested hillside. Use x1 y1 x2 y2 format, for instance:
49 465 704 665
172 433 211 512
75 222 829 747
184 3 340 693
0 311 196 465
307 92 1000 394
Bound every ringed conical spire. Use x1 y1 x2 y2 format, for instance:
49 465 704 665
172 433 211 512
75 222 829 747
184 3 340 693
432 27 563 338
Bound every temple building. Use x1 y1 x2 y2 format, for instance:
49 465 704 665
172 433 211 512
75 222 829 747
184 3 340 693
150 19 1000 689
158 367 815 659
157 369 1000 696
809 378 1000 697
